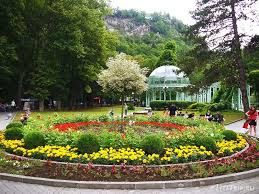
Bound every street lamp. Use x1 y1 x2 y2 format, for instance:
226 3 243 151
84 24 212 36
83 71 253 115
163 86 168 101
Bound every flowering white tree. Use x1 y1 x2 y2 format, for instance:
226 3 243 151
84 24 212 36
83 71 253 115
98 53 148 119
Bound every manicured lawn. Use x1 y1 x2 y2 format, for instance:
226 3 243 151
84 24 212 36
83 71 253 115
14 106 244 125
14 105 143 120
152 109 244 125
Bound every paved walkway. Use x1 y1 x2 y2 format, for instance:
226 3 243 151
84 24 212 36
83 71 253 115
0 112 15 130
0 176 258 194
225 119 259 138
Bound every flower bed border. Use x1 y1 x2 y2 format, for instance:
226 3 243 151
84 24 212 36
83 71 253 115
0 165 259 189
3 143 249 168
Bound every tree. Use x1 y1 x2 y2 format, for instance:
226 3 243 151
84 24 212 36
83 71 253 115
156 41 177 67
244 35 259 71
191 0 258 112
0 0 116 110
98 53 148 120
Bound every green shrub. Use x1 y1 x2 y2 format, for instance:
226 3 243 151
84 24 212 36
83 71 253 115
76 133 100 154
195 136 217 153
222 130 237 141
6 122 23 129
142 134 165 154
4 127 23 140
207 102 231 111
98 115 110 122
188 102 208 110
24 131 46 149
128 103 135 110
150 100 194 110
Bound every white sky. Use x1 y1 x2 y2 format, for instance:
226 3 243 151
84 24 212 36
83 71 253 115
109 0 259 35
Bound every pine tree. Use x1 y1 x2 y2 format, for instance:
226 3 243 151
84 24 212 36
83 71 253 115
191 0 258 112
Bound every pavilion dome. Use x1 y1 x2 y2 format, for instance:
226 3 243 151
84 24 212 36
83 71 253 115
149 65 185 80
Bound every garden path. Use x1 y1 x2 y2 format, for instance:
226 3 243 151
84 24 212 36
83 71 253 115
225 119 259 138
0 112 15 130
0 176 258 194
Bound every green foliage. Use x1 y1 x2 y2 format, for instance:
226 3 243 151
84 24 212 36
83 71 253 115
128 103 135 110
150 100 194 110
207 102 231 111
4 127 23 140
24 131 46 149
195 137 217 153
98 130 122 149
98 115 110 122
76 133 100 154
44 131 81 147
188 102 208 110
222 130 237 141
248 70 259 101
157 41 177 67
0 0 115 109
141 134 165 154
6 122 23 129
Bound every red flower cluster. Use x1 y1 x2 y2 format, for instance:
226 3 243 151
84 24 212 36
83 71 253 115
54 121 186 132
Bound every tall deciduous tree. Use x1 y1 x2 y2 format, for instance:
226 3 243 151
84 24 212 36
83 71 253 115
0 0 116 110
98 53 148 120
191 0 258 112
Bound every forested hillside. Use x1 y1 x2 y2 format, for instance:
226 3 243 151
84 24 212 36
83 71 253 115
106 9 191 73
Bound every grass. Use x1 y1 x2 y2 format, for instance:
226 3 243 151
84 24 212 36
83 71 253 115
14 105 143 121
152 109 244 125
14 106 244 125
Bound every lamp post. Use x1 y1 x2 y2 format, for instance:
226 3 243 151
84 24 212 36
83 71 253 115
163 86 168 101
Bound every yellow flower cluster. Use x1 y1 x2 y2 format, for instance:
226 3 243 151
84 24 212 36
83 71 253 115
1 139 24 150
161 145 213 162
0 135 247 164
82 147 147 164
216 135 247 156
28 145 79 160
0 132 5 142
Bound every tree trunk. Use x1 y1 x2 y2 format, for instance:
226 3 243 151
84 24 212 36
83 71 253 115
120 94 125 132
230 0 249 112
121 94 124 120
17 71 25 109
39 100 44 112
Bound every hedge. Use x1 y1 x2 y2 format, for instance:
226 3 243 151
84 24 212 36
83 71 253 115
150 101 194 110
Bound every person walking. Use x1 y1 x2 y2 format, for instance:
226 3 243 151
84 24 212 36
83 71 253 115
245 106 258 136
11 99 16 112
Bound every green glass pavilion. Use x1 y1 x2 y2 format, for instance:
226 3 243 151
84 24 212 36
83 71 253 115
146 65 252 110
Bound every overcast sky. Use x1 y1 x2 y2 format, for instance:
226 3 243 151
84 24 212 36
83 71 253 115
109 0 259 35
109 0 196 25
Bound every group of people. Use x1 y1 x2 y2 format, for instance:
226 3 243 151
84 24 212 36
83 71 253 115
163 104 225 124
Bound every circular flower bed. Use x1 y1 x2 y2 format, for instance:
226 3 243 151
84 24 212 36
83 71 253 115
1 113 259 182
0 114 248 166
